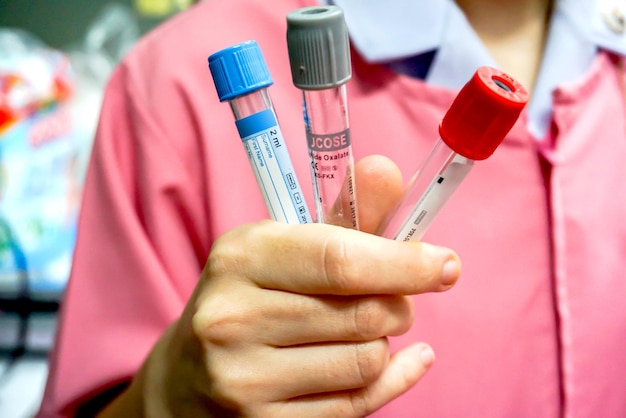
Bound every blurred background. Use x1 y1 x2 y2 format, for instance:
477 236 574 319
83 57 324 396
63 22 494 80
0 1 195 416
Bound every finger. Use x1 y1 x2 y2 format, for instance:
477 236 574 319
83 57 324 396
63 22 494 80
352 343 434 414
194 285 414 346
353 155 404 234
208 221 461 296
260 343 435 418
322 154 403 232
246 338 391 401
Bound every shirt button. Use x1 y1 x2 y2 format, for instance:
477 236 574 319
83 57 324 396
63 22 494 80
601 1 626 34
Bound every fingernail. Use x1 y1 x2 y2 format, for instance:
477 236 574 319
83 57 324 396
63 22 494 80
442 258 460 287
419 345 435 367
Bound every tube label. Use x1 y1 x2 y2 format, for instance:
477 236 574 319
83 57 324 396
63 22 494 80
394 154 473 242
306 128 357 228
308 130 351 152
236 109 312 224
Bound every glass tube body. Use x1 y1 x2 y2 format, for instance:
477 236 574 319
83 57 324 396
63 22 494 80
229 86 271 119
228 88 313 224
380 139 474 241
302 84 358 229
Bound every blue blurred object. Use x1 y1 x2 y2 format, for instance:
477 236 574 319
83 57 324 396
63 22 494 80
0 30 81 299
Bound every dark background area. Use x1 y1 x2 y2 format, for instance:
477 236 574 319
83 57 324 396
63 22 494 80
0 0 170 49
0 3 194 416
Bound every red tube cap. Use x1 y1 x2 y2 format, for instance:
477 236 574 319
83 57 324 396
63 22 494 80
439 66 529 161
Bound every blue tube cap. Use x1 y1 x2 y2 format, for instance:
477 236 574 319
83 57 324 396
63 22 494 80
208 40 273 102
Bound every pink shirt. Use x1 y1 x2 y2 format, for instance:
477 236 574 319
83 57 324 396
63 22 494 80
39 0 626 416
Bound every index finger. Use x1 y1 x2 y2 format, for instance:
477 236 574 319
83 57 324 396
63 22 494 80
208 221 461 296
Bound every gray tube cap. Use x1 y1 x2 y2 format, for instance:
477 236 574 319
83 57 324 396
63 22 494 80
286 5 351 90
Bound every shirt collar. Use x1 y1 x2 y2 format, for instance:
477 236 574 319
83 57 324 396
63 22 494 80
324 0 626 139
324 0 449 62
327 0 626 62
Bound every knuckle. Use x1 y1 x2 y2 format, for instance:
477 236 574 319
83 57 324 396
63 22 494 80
348 389 370 418
351 298 385 340
207 359 276 415
207 365 252 411
206 220 279 279
206 231 249 279
353 341 388 385
322 231 360 291
192 296 248 345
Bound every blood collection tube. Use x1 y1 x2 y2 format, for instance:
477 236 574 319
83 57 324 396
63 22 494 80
286 6 359 229
208 40 312 224
380 66 529 242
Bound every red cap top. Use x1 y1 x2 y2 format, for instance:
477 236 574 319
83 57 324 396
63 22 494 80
439 66 529 161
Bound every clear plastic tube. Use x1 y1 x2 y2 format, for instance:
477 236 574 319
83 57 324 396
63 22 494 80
379 66 529 242
229 88 312 224
229 87 272 120
302 85 358 228
208 40 313 224
380 139 474 241
286 5 358 229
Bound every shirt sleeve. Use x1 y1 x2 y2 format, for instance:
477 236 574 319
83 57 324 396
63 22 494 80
37 55 211 417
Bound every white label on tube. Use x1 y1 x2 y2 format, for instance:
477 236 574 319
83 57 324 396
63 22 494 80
394 153 472 242
237 109 312 224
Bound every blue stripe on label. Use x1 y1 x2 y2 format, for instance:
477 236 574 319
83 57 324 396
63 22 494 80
236 109 277 139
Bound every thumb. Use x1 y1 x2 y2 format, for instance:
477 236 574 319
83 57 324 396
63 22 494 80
354 155 404 234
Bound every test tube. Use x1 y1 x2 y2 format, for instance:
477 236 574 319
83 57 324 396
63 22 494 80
380 66 529 242
286 6 358 229
208 40 312 224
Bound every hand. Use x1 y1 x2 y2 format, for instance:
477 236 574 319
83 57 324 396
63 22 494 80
109 155 461 418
